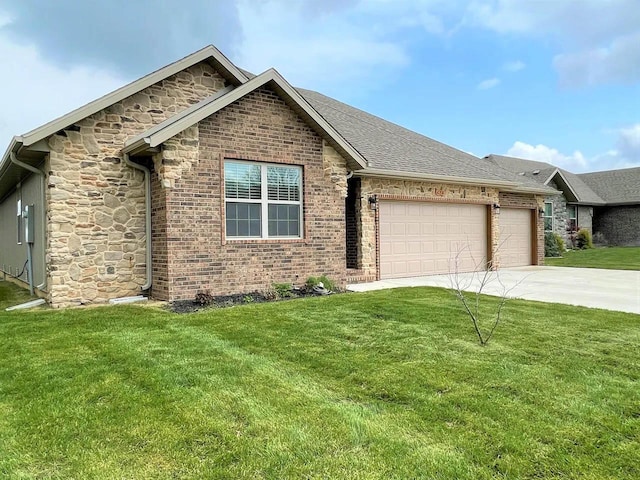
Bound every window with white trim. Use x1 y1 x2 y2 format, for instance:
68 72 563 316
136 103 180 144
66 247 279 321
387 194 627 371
224 160 302 239
544 202 553 232
567 204 577 232
16 184 23 244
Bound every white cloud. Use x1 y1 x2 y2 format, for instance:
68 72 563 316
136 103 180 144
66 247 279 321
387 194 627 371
0 32 127 153
235 0 411 95
554 32 640 87
477 77 500 90
616 124 640 159
467 0 640 87
506 128 640 173
503 60 525 72
506 141 588 171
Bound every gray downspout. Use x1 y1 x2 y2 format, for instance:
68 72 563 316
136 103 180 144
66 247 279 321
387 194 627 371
9 152 47 291
123 153 152 291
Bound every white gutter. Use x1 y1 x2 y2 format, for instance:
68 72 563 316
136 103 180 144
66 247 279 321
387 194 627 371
10 150 47 291
123 153 152 291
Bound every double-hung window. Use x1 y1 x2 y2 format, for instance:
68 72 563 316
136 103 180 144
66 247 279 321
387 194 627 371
567 205 577 232
224 160 302 239
543 202 553 232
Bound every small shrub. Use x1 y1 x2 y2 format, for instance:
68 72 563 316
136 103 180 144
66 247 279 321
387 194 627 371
553 233 566 253
272 282 294 299
544 232 561 257
576 228 593 249
305 276 320 290
195 291 215 306
242 295 254 303
305 275 337 292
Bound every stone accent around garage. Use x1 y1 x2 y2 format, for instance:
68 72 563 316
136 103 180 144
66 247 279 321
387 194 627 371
45 62 226 307
357 178 500 279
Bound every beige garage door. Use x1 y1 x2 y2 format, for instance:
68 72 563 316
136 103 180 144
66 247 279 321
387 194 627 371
379 201 487 279
499 208 532 267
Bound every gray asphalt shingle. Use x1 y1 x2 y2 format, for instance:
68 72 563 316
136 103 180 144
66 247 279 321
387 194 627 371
579 167 640 204
486 154 604 204
297 89 553 190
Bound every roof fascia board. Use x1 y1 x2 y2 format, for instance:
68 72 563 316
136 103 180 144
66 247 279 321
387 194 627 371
357 167 558 195
127 68 367 169
20 46 248 147
355 167 519 188
545 168 580 201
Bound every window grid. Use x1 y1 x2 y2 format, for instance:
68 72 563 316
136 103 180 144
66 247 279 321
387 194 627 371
544 202 553 232
567 205 578 232
224 160 303 239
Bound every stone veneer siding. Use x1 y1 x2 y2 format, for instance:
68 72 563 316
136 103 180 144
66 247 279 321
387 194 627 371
357 178 500 280
545 180 569 243
498 192 545 266
577 206 593 234
150 86 348 301
45 62 226 306
593 205 640 246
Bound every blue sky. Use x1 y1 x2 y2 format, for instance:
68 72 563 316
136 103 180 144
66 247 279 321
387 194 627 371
0 0 638 173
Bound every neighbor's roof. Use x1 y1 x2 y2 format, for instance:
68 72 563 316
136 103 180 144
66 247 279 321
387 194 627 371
486 154 604 204
579 167 640 205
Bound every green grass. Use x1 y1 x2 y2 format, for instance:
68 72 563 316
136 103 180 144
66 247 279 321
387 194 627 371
545 246 640 270
0 280 38 311
1 283 639 479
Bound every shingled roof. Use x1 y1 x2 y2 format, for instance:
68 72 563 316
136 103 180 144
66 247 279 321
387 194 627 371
485 154 604 204
298 89 554 192
579 167 640 205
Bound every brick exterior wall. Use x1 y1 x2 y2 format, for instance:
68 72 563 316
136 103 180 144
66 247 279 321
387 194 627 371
151 86 348 301
499 192 545 265
593 205 640 246
44 62 226 307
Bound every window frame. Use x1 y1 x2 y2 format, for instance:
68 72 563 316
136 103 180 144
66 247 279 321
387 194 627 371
16 183 23 245
543 201 553 232
566 204 577 232
224 159 304 240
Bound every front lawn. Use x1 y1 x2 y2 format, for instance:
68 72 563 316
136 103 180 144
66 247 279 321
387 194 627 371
545 246 640 270
0 280 37 310
1 284 639 479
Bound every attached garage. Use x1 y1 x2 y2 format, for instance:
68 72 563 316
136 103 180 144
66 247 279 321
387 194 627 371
498 207 533 267
379 201 488 279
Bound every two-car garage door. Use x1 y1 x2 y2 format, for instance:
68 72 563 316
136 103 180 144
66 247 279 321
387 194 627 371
379 201 533 279
379 201 488 279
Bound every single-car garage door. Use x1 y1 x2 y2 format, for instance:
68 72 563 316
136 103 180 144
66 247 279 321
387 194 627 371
499 208 532 267
379 201 487 279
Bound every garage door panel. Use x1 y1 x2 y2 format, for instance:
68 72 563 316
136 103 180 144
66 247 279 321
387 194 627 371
380 201 487 279
499 208 532 268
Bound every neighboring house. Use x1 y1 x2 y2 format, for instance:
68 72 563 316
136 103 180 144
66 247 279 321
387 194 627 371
486 155 605 246
485 154 640 247
0 45 553 307
579 167 640 246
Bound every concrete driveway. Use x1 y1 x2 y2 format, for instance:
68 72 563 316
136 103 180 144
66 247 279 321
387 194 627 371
348 266 640 315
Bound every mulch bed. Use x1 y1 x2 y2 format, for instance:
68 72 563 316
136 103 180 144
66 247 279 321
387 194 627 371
168 288 342 314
